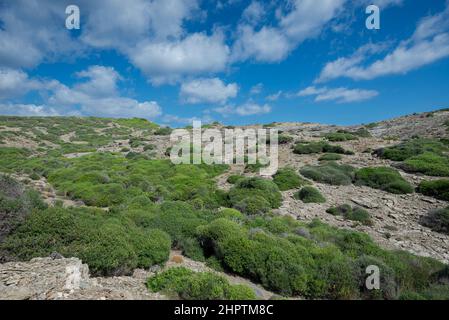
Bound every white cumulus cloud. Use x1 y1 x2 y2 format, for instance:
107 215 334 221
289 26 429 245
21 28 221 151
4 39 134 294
298 86 378 103
180 78 238 104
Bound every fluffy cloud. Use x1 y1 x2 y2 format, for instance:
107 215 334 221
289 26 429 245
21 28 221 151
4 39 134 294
0 69 45 99
0 0 81 69
242 1 265 25
214 102 271 116
0 103 60 117
48 66 162 118
317 4 449 82
180 78 238 104
298 86 378 103
82 0 199 49
0 66 163 119
129 32 230 85
232 0 346 63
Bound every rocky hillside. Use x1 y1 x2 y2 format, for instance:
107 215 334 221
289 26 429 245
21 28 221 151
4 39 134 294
1 110 449 300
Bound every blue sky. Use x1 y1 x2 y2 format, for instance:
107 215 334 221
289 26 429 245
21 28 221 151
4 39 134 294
1 0 449 127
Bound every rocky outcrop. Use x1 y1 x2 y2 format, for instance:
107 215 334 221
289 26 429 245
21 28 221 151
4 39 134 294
0 257 165 300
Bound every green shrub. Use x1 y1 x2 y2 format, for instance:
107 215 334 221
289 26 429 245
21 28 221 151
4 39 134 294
399 153 449 177
318 153 342 161
294 186 326 203
324 132 358 142
147 267 256 300
226 175 244 184
1 207 171 275
300 162 355 186
234 195 271 215
154 127 173 135
272 168 308 191
228 177 282 214
143 144 156 151
420 207 449 235
0 175 47 242
326 205 372 225
293 141 351 155
278 135 294 144
417 180 449 201
293 141 324 154
374 138 448 161
355 167 413 194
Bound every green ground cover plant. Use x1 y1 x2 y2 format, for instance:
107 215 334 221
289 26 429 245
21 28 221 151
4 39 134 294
147 267 256 300
272 168 309 191
354 167 414 194
417 179 449 201
294 186 326 203
300 162 355 186
326 204 373 226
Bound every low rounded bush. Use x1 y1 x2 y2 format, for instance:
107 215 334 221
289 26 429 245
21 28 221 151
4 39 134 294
293 141 350 155
216 208 244 220
300 162 355 186
417 179 449 201
355 167 413 194
374 138 448 161
227 175 244 184
294 186 326 203
147 267 256 300
420 207 449 235
234 195 271 215
272 168 308 191
324 132 358 142
228 177 282 210
0 175 47 242
399 153 449 177
2 207 171 276
326 205 372 225
318 153 342 161
277 135 294 145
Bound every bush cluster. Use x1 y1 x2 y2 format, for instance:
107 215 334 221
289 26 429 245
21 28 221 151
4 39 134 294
0 175 47 244
294 186 326 203
272 168 308 191
326 204 373 225
228 177 282 215
300 162 355 186
354 167 414 194
417 179 449 201
1 207 171 275
196 216 446 299
293 141 352 155
318 153 342 161
420 207 449 235
147 267 256 300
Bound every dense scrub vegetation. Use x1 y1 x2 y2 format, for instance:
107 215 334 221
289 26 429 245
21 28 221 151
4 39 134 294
420 207 449 235
197 216 446 298
228 177 282 215
300 162 355 185
0 175 47 244
147 267 256 300
1 116 449 300
326 204 373 226
1 206 171 275
294 186 326 203
318 153 342 161
272 168 308 191
417 179 449 201
374 138 448 161
375 138 449 177
293 141 353 155
354 167 413 194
